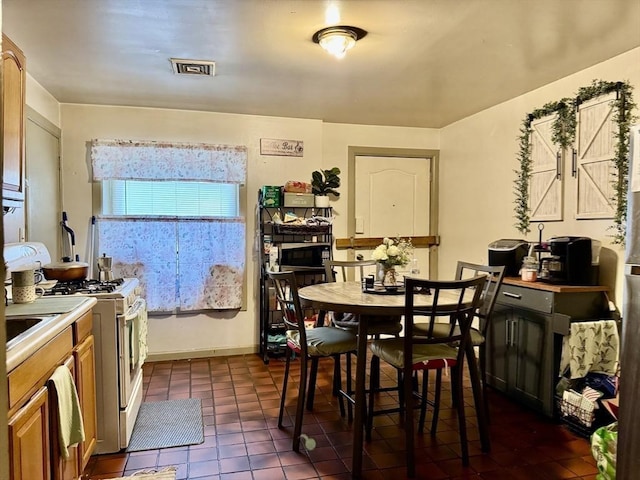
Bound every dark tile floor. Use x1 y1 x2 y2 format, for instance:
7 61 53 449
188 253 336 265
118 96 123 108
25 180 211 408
84 354 600 479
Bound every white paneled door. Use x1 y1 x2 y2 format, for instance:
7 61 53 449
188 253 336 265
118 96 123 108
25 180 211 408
354 155 431 275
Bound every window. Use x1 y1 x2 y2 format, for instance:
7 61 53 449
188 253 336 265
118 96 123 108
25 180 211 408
102 180 239 217
91 139 247 313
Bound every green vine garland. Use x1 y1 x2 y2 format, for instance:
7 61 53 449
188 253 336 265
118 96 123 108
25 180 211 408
514 79 637 243
514 99 574 234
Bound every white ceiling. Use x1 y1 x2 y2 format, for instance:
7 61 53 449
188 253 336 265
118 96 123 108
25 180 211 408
3 0 640 128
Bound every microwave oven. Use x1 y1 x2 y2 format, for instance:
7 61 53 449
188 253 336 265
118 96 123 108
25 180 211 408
279 242 331 267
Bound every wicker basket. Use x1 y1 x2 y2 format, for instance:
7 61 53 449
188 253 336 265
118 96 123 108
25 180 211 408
555 394 611 438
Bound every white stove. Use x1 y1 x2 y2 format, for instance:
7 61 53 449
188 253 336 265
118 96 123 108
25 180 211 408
43 277 141 314
4 242 148 454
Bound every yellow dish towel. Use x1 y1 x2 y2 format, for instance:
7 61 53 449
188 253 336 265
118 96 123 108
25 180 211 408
50 365 85 459
560 320 620 379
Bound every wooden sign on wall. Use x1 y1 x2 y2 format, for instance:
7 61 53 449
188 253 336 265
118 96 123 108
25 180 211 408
260 138 304 157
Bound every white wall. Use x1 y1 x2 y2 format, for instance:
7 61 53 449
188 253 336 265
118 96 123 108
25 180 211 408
26 73 60 127
439 47 640 307
34 46 640 357
59 105 437 358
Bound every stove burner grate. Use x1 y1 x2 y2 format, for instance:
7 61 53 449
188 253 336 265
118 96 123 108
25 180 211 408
43 278 125 296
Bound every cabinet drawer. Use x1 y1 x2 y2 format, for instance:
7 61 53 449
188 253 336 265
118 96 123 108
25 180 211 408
73 310 93 343
8 326 73 413
497 285 553 314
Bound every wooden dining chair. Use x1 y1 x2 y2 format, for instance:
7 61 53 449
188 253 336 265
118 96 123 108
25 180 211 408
413 261 505 418
366 275 486 476
269 270 357 452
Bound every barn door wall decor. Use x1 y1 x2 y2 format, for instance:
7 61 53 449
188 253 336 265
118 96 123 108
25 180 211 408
513 80 636 244
529 113 564 222
575 92 617 220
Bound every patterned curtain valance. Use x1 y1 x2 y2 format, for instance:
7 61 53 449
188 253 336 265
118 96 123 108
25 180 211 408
91 139 247 184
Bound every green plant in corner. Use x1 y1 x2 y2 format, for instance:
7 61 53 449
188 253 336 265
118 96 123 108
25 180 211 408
311 167 341 197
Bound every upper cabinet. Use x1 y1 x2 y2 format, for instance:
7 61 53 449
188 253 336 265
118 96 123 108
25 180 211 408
2 34 26 204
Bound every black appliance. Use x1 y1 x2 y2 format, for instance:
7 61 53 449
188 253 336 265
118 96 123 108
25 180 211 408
279 242 331 267
488 239 529 276
541 236 597 285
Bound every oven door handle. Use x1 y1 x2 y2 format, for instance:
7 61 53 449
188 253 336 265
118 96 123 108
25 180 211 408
124 298 147 371
124 298 146 322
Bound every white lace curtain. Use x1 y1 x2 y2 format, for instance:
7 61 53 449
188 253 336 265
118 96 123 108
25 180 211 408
91 139 247 312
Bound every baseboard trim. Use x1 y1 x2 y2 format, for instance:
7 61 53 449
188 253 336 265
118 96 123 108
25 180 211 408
146 345 258 363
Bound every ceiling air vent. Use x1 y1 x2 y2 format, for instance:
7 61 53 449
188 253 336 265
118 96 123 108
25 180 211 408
170 58 215 77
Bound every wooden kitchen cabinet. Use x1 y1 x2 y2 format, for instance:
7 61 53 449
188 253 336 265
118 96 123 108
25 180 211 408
486 279 610 417
8 386 51 480
8 310 96 480
2 34 26 204
50 356 80 480
75 333 97 471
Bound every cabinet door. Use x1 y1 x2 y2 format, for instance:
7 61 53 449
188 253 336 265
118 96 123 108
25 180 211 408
8 386 51 480
2 34 26 202
75 334 97 470
485 303 510 393
50 356 80 480
511 311 547 411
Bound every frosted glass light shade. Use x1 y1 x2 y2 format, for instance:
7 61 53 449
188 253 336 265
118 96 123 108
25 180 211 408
318 29 357 59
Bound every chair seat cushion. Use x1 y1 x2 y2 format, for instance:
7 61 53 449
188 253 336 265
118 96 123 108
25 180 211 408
370 338 458 370
287 327 357 356
332 312 403 336
414 322 485 346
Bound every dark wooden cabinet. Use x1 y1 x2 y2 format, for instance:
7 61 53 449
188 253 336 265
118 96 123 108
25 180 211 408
486 279 610 417
489 303 549 413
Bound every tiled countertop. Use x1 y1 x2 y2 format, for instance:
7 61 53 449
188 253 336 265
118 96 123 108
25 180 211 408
6 296 97 372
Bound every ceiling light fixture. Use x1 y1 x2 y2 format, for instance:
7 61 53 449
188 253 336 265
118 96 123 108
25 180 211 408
312 25 367 59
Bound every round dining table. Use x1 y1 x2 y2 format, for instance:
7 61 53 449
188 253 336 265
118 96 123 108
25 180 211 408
298 281 490 478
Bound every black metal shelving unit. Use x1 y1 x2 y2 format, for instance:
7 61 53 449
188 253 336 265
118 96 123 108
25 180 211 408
257 189 333 363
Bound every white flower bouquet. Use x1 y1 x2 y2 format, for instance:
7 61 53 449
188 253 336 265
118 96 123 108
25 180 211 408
371 237 413 269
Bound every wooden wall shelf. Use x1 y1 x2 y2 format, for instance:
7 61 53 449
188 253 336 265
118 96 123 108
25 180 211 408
335 235 439 250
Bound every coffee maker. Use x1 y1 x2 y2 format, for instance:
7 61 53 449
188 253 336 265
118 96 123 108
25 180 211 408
540 236 599 285
97 253 114 282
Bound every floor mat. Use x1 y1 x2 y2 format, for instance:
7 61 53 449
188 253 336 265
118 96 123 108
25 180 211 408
126 399 204 452
111 467 177 479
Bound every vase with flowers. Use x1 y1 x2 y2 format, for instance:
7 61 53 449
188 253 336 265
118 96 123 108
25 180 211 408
371 237 413 288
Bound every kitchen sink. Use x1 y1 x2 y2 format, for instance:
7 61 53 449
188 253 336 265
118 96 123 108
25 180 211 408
6 315 59 350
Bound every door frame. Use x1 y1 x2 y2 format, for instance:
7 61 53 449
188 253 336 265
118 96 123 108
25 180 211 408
347 146 440 280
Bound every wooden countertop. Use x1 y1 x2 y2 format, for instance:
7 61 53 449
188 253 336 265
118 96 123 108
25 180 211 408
503 277 609 293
